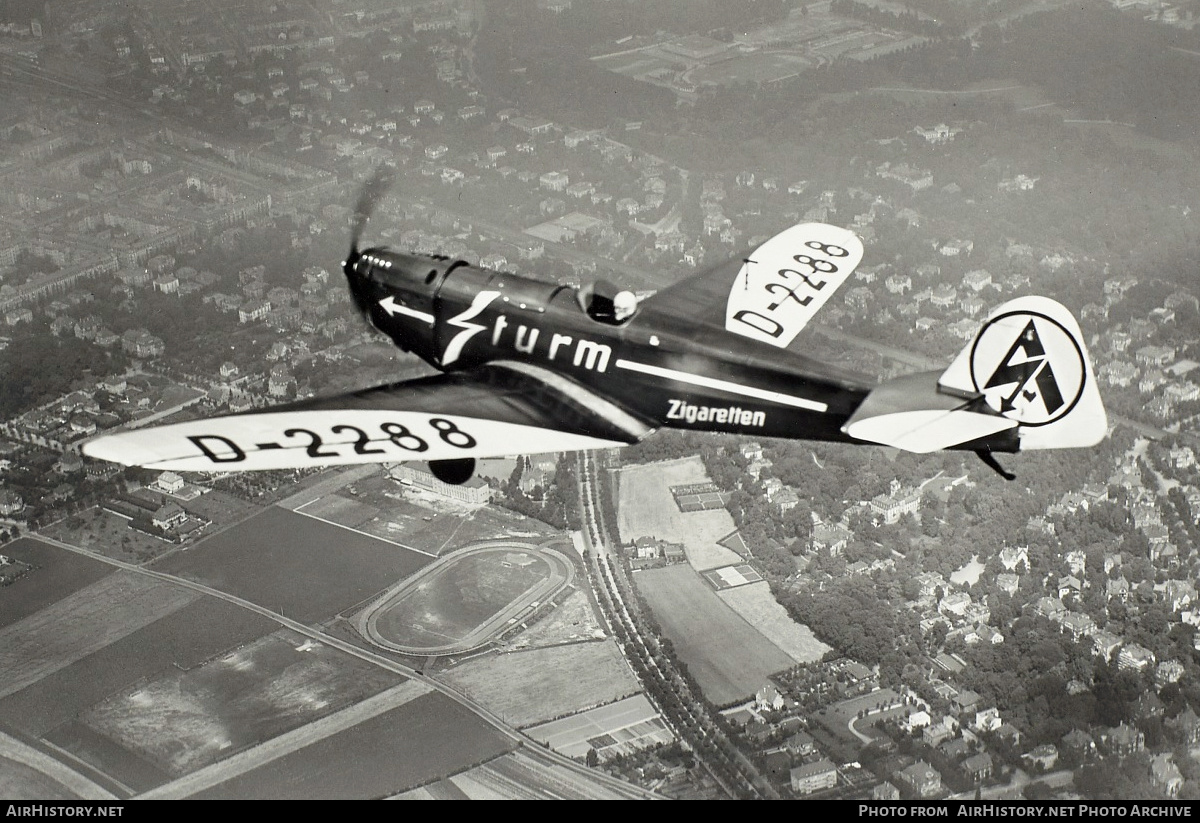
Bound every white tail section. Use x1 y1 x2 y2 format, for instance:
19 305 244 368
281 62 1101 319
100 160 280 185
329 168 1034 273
939 296 1107 450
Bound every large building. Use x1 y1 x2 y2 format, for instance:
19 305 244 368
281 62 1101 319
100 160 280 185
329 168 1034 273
387 462 492 504
790 759 837 795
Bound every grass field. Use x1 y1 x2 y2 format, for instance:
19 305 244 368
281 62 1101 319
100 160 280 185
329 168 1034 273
437 640 639 729
153 506 432 623
0 571 199 701
297 475 558 556
191 690 515 799
0 596 276 739
717 582 831 664
635 564 794 706
78 629 403 778
617 458 743 571
508 588 605 651
0 538 114 631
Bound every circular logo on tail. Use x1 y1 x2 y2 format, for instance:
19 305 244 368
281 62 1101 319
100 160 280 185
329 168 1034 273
969 311 1086 427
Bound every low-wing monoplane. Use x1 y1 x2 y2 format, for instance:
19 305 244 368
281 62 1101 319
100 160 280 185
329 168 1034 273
84 178 1107 483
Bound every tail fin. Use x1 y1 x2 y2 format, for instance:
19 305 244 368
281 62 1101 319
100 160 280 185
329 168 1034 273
841 296 1107 456
938 296 1107 450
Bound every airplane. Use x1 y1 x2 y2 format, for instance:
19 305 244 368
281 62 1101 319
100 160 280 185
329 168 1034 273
83 176 1108 484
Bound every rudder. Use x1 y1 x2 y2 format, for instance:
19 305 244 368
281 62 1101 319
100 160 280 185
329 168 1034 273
938 296 1107 450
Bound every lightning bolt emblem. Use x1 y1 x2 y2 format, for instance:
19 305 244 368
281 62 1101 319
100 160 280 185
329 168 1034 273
983 320 1065 417
440 290 501 366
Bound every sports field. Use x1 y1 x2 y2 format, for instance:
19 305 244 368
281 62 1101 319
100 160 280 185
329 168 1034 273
635 564 794 705
702 563 763 590
365 545 565 653
617 458 743 571
437 640 639 729
154 505 432 623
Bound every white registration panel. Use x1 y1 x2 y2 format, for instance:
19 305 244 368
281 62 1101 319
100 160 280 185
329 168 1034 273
725 223 863 348
83 410 627 472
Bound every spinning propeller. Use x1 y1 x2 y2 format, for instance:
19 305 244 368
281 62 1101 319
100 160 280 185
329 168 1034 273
343 168 395 318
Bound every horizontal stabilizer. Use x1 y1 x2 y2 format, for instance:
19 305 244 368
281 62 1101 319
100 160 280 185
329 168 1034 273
842 371 1017 453
83 363 652 472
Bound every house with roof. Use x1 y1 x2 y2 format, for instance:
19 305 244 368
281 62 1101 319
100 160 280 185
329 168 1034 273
1023 744 1059 771
896 760 943 798
905 710 932 732
924 721 955 748
152 503 187 531
999 545 1029 572
1118 644 1155 672
1092 630 1122 661
756 685 784 713
784 730 816 757
961 752 993 783
974 708 1001 733
1100 723 1144 756
791 759 837 795
153 471 185 495
1151 755 1183 797
870 479 921 524
951 690 981 715
939 738 971 761
1167 707 1200 745
1059 612 1096 641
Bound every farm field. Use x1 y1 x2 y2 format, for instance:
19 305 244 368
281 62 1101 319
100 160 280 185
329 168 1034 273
75 629 404 780
437 640 639 729
0 571 199 700
154 505 431 623
617 458 742 571
635 564 794 706
190 690 515 799
0 538 114 630
0 596 276 739
397 748 646 800
718 581 831 665
525 694 672 761
0 754 80 801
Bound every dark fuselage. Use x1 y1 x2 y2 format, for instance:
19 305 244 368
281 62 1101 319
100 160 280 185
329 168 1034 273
349 249 874 445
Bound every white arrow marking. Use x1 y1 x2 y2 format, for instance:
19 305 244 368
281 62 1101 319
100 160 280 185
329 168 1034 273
378 295 434 324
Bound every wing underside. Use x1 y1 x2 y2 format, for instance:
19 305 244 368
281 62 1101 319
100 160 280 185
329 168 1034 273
637 223 863 348
83 362 653 472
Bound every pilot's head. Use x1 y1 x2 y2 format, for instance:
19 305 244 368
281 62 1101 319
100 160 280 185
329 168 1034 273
613 290 638 322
